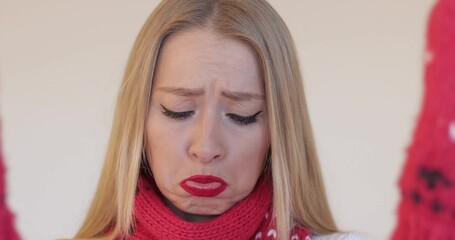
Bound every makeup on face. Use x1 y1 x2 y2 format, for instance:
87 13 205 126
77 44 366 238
155 87 265 126
179 175 228 197
146 28 270 217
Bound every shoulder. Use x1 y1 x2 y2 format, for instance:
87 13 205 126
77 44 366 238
311 232 365 240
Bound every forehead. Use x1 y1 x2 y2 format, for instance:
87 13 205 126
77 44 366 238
153 28 262 92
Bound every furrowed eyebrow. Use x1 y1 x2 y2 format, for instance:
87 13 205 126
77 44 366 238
156 86 264 101
221 91 264 102
156 87 204 97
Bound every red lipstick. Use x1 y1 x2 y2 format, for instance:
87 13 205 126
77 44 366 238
180 175 227 197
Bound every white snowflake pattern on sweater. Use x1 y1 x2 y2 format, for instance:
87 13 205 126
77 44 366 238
449 122 455 142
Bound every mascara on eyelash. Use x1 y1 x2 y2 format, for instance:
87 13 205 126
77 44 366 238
227 111 262 118
160 104 262 124
160 104 194 119
226 111 262 125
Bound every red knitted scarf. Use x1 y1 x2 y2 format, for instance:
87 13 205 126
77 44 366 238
128 175 311 240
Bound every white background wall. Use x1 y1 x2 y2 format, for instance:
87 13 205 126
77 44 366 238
0 1 435 239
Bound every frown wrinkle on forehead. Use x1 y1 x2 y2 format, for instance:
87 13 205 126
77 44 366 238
153 28 262 95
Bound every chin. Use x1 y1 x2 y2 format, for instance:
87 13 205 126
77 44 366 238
182 199 232 216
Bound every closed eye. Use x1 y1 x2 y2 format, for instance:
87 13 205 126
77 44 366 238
226 111 262 126
160 104 194 120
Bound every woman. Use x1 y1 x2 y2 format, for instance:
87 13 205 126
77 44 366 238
75 0 363 239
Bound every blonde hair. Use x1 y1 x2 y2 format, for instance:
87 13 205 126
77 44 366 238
75 0 337 239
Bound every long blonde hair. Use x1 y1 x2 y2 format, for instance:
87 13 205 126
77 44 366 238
75 0 337 239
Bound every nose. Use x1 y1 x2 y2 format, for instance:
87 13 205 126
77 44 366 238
188 112 225 163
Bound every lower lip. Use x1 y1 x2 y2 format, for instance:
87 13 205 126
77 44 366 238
180 175 227 197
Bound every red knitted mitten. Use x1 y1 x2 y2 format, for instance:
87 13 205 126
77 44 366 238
0 123 21 240
392 0 455 239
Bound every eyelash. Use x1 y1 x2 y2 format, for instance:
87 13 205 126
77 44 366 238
225 112 262 125
160 105 262 126
160 105 195 120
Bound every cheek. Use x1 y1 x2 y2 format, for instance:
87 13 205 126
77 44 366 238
145 117 185 186
230 126 270 187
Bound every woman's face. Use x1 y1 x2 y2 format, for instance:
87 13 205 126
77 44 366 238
146 28 270 220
